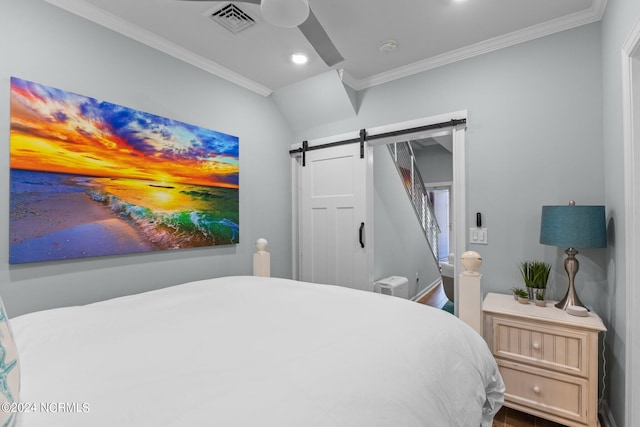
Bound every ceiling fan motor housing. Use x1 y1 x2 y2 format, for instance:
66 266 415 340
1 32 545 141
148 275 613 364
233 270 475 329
260 0 310 28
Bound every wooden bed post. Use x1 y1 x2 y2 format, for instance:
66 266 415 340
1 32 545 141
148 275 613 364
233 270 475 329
458 251 482 335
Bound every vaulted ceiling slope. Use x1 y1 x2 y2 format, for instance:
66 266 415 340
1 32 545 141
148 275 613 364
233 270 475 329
43 0 606 96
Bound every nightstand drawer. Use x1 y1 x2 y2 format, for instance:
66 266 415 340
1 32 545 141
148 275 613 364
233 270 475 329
498 359 588 424
490 316 589 376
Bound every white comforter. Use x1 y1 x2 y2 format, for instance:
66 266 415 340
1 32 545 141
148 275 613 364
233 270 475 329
11 276 503 426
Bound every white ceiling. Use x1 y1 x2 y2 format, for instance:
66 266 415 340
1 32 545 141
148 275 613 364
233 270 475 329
44 0 605 96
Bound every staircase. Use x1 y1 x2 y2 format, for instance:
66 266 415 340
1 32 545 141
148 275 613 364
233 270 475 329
388 141 440 264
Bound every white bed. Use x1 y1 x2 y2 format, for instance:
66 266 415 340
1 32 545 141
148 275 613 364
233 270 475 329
3 276 503 426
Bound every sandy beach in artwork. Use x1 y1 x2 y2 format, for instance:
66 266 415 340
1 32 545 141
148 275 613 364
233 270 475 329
10 191 153 263
9 169 239 264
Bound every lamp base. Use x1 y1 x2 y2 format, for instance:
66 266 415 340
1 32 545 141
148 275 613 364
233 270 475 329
555 289 589 311
554 247 590 311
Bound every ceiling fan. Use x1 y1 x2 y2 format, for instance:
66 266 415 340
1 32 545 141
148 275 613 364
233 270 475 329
179 0 344 67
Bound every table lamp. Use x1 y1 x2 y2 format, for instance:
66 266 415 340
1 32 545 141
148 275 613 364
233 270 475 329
539 201 606 310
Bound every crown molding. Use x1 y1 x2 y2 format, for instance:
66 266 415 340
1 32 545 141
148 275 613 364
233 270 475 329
342 0 607 91
43 0 273 97
43 0 605 97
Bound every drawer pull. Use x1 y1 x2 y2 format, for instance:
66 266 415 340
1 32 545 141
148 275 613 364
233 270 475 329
533 386 541 395
532 342 540 350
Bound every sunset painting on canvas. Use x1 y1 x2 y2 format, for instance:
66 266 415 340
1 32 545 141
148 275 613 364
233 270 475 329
9 77 239 264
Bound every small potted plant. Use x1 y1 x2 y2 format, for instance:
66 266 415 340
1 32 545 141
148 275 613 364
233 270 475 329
534 292 547 307
511 287 530 304
518 261 551 301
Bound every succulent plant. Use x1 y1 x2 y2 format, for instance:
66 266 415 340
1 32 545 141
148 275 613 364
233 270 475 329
511 287 529 298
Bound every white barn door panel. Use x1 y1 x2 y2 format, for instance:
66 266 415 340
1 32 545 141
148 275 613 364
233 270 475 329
300 143 370 291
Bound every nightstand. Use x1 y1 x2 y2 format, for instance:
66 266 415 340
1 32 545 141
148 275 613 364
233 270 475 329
482 293 606 427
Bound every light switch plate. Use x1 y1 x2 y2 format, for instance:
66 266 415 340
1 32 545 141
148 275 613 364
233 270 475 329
470 227 488 245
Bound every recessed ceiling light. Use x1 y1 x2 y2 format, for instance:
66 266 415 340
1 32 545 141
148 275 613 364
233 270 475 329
291 53 308 65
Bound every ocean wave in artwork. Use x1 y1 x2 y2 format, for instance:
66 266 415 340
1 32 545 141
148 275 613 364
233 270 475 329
87 189 238 248
9 170 239 263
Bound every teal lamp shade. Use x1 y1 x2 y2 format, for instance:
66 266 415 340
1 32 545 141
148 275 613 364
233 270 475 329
540 205 607 249
539 203 606 310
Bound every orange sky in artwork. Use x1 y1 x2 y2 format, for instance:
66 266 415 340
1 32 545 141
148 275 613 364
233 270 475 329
9 77 239 188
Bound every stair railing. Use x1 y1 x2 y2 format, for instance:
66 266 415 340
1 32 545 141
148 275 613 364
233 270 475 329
388 141 440 264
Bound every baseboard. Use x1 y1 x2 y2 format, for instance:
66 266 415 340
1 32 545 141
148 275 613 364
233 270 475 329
599 400 618 427
411 278 441 302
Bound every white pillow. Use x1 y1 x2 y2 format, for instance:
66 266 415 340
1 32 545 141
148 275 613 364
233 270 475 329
0 298 20 427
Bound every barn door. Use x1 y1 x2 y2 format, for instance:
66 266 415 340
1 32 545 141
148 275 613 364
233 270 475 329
297 142 372 291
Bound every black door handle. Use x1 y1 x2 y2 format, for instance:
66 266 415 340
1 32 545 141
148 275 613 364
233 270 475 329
359 222 365 248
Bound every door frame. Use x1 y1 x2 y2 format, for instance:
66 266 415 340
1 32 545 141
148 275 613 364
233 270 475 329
424 181 454 262
622 16 640 427
291 110 467 295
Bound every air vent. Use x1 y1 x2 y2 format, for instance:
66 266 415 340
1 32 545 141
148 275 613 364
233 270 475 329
210 3 255 34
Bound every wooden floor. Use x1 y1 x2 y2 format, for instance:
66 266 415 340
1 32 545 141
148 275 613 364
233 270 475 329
417 282 567 427
416 280 449 309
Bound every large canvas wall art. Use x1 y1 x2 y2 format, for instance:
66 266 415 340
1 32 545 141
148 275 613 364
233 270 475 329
9 77 239 264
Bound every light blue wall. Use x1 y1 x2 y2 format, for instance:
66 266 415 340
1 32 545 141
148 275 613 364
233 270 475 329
294 23 604 304
415 145 453 184
0 0 294 317
601 0 640 425
373 145 441 299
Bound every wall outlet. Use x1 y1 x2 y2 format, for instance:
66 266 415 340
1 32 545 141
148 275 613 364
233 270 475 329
470 227 488 245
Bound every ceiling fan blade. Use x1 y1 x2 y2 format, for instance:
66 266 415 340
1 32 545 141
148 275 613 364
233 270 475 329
298 8 344 67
